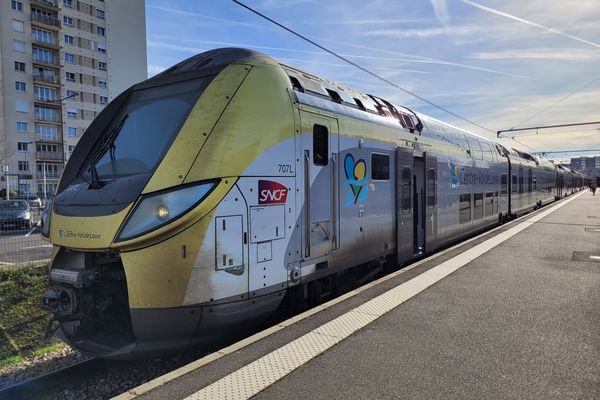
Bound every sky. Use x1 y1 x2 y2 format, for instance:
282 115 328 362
144 0 600 162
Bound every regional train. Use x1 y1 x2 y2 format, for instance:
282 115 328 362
40 48 586 359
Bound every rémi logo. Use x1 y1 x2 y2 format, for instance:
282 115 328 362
258 180 288 205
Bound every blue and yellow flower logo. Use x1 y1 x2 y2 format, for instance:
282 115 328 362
344 153 368 206
449 162 461 190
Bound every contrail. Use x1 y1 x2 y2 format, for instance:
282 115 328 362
461 0 600 48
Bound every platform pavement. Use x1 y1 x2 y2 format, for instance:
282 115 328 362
121 191 600 400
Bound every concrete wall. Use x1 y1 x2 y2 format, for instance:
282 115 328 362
105 0 147 101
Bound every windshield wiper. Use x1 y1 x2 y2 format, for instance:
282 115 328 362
87 115 128 189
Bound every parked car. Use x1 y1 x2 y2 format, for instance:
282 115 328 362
16 195 42 209
0 200 33 230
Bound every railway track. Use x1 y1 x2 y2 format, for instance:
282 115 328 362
0 358 103 400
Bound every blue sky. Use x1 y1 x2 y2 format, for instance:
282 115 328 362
145 0 600 161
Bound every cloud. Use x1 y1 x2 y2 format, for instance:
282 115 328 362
471 48 600 61
461 0 600 48
430 0 450 26
147 64 167 76
364 26 479 39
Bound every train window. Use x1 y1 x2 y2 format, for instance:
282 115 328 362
481 142 493 162
353 98 366 111
313 124 328 166
459 193 471 224
474 193 484 219
501 174 508 195
519 175 524 194
495 191 499 213
466 137 483 160
326 89 342 104
528 169 533 192
289 76 304 92
427 168 436 208
401 168 411 213
371 154 390 180
484 192 494 216
533 177 537 191
512 175 517 191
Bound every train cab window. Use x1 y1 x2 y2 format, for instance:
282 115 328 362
501 174 508 195
427 168 436 208
484 192 494 216
401 168 411 213
313 124 328 166
371 153 390 180
459 193 471 224
474 193 484 219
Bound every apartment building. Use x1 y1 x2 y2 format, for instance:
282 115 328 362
0 0 146 199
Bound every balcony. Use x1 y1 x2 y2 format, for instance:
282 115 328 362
36 171 61 179
33 74 61 86
35 135 62 144
36 151 63 162
32 0 59 8
34 112 60 124
32 38 61 51
30 13 61 30
32 57 61 68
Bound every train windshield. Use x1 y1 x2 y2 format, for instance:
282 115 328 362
82 77 210 183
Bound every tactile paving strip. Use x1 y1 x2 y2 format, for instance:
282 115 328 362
184 192 585 400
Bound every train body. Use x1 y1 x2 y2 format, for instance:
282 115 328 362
40 48 584 358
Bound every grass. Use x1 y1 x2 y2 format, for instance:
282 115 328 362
0 355 22 368
0 265 61 363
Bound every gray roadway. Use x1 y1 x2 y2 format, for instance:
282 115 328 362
138 192 600 400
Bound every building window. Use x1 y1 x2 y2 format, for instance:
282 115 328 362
14 61 26 72
66 72 76 81
33 48 56 64
35 106 58 122
16 122 28 132
13 40 25 53
67 108 77 118
36 124 57 140
34 86 57 102
97 42 106 54
64 34 74 45
18 161 29 172
63 0 72 8
63 16 73 26
15 81 26 92
11 1 23 12
99 96 108 105
98 79 107 88
68 145 75 152
67 127 77 137
66 90 77 99
64 53 75 64
17 142 29 152
12 19 24 32
97 27 105 36
15 100 28 113
96 9 105 19
32 28 54 44
98 61 107 71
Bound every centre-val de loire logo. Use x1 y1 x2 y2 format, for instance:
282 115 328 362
344 153 368 207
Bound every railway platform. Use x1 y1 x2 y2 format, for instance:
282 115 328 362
116 190 600 400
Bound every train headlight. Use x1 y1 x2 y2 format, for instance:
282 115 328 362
116 180 217 242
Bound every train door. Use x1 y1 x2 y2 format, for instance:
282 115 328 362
425 154 437 250
414 157 426 255
396 147 413 262
300 111 339 260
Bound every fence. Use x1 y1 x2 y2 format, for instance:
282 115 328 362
1 162 56 268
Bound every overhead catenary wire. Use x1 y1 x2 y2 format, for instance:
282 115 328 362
231 0 497 135
509 76 600 130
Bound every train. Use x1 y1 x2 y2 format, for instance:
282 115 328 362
40 48 587 359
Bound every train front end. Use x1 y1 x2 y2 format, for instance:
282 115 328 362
39 48 296 358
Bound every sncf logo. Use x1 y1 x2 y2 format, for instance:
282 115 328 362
258 180 288 205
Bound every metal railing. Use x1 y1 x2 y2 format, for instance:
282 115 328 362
36 151 63 161
30 13 61 28
33 75 61 85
